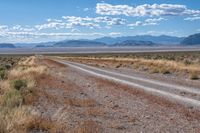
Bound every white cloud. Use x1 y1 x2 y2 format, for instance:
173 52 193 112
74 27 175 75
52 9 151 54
0 29 106 42
93 16 126 25
128 17 166 27
0 25 8 30
35 21 72 30
96 3 200 17
4 31 104 37
62 16 126 27
139 30 178 36
184 16 200 21
109 32 121 36
12 25 35 32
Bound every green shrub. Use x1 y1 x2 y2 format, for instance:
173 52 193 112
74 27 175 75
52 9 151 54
11 80 27 91
0 65 6 71
0 70 6 80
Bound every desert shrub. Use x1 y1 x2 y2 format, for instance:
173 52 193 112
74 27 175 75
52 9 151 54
2 90 23 108
183 59 192 65
0 70 6 80
149 68 160 74
189 72 199 80
159 68 171 74
0 65 6 71
11 79 27 91
4 64 12 69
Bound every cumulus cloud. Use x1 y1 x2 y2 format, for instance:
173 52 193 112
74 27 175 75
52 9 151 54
128 17 166 27
35 21 69 30
35 16 126 30
0 25 8 30
12 25 35 32
96 3 200 17
63 16 126 27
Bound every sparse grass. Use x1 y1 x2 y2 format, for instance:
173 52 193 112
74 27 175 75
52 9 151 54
0 56 49 133
61 51 200 79
0 70 6 80
2 89 23 108
25 116 65 133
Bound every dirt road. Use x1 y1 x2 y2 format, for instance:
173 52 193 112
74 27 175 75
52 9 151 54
34 58 200 132
56 59 200 109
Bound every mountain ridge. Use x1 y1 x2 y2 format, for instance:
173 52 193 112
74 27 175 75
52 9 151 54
181 33 200 45
0 43 16 48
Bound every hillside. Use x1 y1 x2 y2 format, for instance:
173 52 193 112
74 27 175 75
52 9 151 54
53 40 107 47
0 43 16 48
95 35 184 45
181 33 200 45
112 40 156 46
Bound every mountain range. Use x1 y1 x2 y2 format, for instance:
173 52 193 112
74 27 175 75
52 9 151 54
94 35 184 45
0 43 16 48
181 33 200 45
1 33 200 48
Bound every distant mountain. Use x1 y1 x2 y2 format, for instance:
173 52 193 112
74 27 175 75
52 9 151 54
181 33 200 45
112 40 156 47
15 42 55 48
35 44 53 48
53 40 107 47
95 35 184 45
0 43 16 48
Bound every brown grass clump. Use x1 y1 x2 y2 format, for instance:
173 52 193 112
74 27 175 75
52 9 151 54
73 120 103 133
0 106 33 133
84 107 107 117
25 117 66 133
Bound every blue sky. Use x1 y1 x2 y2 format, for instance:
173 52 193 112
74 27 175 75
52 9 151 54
0 0 200 43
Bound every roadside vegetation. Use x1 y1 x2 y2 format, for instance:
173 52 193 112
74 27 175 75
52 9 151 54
59 51 200 80
0 56 59 133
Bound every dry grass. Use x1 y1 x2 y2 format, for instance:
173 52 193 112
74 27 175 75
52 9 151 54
84 107 107 117
65 56 200 79
0 56 50 133
25 116 66 133
73 120 103 133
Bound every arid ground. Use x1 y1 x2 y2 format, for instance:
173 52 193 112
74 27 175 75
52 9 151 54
1 52 200 133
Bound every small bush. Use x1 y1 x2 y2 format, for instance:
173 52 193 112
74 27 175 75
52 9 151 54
11 80 27 91
0 70 6 80
189 73 199 80
159 68 171 74
149 68 160 74
0 65 6 71
2 90 23 108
